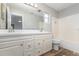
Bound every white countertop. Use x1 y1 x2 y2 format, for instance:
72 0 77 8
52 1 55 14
0 30 52 43
0 31 51 36
0 30 51 38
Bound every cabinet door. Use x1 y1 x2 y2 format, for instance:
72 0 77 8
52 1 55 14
45 39 52 51
34 39 43 56
0 40 23 56
41 38 52 53
41 38 48 53
24 39 34 51
34 39 42 49
23 39 35 56
34 35 52 55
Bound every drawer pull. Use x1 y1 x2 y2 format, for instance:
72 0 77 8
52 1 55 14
38 43 40 45
28 54 31 56
43 40 45 42
20 44 23 46
38 51 40 53
28 45 31 48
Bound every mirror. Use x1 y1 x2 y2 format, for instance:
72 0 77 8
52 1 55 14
0 3 51 32
11 14 22 29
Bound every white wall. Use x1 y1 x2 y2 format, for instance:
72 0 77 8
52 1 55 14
58 4 79 52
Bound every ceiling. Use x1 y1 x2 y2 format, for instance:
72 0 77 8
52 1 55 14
45 3 76 11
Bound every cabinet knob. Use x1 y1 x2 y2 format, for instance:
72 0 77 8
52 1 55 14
28 54 31 56
20 44 23 46
43 40 45 42
28 45 31 48
38 51 40 53
38 43 40 45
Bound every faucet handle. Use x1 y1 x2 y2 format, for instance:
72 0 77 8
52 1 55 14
8 26 14 32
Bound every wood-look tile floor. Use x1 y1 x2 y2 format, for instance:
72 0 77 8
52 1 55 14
42 48 79 56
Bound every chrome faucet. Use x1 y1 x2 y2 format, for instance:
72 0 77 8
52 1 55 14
40 28 43 32
8 26 14 32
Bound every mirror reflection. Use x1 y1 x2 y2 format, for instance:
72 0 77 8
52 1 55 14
11 14 22 29
0 3 51 32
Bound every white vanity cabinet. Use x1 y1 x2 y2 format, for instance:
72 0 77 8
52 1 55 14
0 33 53 56
23 34 52 56
0 40 24 56
32 34 52 56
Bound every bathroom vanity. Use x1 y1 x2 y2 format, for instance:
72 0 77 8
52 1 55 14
0 32 52 56
0 3 53 56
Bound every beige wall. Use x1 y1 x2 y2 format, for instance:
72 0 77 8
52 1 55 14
55 4 79 52
51 17 59 38
58 14 79 52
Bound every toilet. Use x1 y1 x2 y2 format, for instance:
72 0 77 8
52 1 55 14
52 39 61 50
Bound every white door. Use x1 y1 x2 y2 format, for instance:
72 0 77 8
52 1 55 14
0 40 23 56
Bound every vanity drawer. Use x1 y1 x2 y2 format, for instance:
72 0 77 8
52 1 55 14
0 40 23 49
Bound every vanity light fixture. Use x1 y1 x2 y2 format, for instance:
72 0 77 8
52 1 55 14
18 21 22 23
24 3 38 8
44 13 49 23
34 4 38 7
